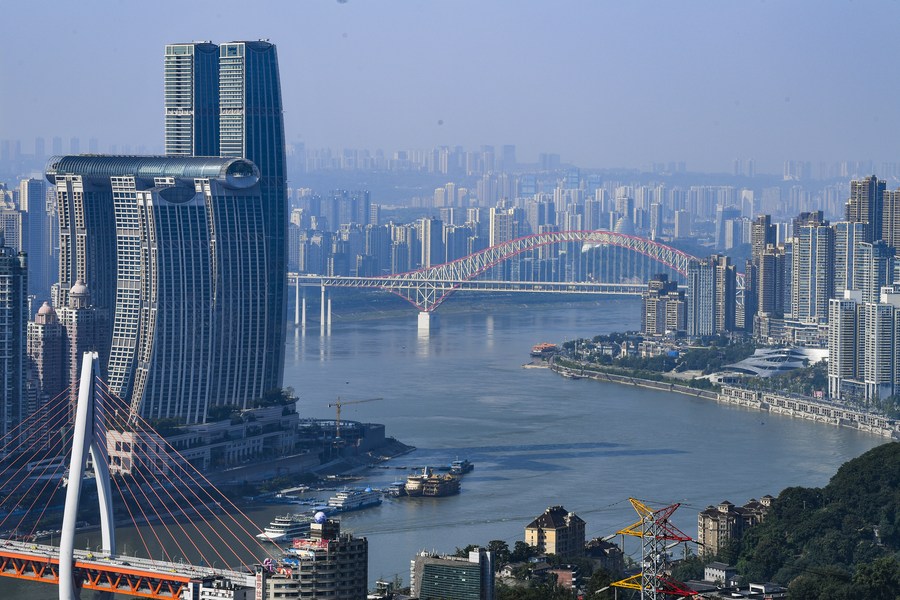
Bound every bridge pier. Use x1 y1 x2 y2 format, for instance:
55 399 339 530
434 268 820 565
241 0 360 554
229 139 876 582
301 294 307 327
320 285 326 336
60 352 116 600
418 311 439 332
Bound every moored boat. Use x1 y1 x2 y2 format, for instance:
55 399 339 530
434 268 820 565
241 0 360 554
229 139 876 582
256 513 313 543
449 458 474 475
404 467 461 497
326 487 383 512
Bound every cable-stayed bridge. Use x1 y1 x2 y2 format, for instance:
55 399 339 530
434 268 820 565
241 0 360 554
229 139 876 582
0 353 277 599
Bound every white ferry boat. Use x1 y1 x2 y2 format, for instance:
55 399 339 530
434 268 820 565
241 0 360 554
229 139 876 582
256 513 313 543
326 487 383 512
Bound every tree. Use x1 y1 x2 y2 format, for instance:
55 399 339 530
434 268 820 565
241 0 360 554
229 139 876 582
853 556 900 600
454 544 479 558
585 567 616 599
511 540 537 563
488 540 511 566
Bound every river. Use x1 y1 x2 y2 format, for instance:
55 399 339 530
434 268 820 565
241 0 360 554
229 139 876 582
5 295 887 597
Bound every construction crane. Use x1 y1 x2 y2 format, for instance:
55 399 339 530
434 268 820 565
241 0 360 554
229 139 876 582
328 397 383 440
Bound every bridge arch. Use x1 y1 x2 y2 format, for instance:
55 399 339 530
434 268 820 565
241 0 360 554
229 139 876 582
373 230 697 311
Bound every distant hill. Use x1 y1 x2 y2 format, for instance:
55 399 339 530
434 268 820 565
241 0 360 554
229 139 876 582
733 442 900 598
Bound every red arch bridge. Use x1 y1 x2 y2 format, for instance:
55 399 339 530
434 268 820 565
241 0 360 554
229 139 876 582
289 229 745 325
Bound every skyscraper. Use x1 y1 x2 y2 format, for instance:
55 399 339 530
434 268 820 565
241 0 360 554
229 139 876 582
165 40 287 395
845 175 885 243
790 222 834 323
19 178 52 303
46 156 267 424
686 258 715 338
0 240 27 442
164 42 220 156
853 241 894 304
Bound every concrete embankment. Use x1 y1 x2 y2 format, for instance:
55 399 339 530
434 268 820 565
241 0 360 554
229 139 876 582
549 361 900 439
549 362 718 400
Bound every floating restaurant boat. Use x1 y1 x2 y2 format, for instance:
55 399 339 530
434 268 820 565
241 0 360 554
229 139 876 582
404 467 461 497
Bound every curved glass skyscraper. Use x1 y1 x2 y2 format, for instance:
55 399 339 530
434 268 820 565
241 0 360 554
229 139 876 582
165 40 287 397
46 156 266 423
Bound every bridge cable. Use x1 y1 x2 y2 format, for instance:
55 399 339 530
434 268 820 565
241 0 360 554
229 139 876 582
107 465 155 561
90 387 194 565
98 382 277 564
96 398 236 571
0 386 73 494
95 379 278 561
95 383 274 567
0 405 73 536
0 383 72 472
10 420 74 535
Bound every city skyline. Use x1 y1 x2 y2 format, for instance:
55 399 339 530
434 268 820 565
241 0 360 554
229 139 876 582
4 0 900 173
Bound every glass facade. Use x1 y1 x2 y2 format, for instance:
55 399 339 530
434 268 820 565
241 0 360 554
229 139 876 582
163 40 287 397
46 156 264 424
164 42 219 157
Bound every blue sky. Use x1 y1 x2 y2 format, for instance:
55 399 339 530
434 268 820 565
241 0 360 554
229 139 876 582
3 0 900 172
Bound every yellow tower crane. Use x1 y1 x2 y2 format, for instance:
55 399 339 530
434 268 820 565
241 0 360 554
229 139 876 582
328 397 383 440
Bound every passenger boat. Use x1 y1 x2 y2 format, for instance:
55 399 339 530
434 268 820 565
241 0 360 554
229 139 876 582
256 513 313 543
449 458 474 475
326 487 383 512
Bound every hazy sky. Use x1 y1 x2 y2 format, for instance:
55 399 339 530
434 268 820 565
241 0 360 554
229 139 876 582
3 0 900 172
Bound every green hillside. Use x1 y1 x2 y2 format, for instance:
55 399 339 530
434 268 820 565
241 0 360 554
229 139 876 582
733 442 900 598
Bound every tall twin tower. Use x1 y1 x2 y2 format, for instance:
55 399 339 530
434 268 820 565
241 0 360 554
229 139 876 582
45 41 286 424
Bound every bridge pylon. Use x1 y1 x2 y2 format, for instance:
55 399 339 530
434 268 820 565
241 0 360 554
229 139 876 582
59 351 116 600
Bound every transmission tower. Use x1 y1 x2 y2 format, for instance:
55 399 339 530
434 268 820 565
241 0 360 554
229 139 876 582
611 498 697 599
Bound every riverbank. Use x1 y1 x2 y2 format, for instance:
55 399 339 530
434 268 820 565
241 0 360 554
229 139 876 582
548 360 718 400
549 360 900 439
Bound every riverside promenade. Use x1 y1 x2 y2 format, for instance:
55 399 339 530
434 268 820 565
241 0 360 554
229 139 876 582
550 361 900 440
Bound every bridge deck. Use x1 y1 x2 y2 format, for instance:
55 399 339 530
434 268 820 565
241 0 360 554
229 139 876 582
0 539 251 599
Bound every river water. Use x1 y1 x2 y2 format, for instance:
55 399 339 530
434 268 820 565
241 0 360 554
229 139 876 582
7 296 887 597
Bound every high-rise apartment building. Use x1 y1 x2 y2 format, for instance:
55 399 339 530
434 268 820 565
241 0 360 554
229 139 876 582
750 215 776 263
790 222 834 323
828 296 859 399
270 517 368 600
833 221 866 296
19 178 52 303
853 241 894 304
419 217 444 269
165 39 287 397
882 189 900 250
828 289 900 403
26 302 66 411
714 255 736 333
0 241 27 442
845 175 885 243
164 42 220 156
641 274 686 336
55 280 100 409
686 258 716 338
756 245 786 317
